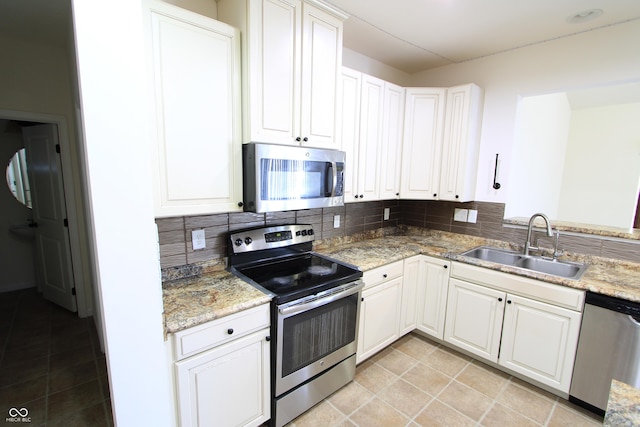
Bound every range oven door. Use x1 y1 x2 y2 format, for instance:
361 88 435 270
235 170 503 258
275 280 363 396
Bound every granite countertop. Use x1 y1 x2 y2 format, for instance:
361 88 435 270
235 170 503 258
162 269 271 334
315 229 640 303
605 380 640 426
162 228 640 335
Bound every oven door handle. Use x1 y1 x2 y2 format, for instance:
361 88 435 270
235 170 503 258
278 282 364 316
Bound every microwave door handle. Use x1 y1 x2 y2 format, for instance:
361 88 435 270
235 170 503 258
326 162 337 197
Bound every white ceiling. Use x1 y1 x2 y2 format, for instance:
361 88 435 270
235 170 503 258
0 0 639 73
325 0 640 73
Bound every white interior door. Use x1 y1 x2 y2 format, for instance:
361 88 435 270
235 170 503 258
23 124 77 312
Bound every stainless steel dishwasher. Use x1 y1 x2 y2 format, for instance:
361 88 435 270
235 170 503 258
569 291 640 415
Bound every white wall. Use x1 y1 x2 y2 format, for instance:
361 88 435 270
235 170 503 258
409 20 640 210
71 0 173 425
558 103 640 228
506 93 571 218
343 47 411 86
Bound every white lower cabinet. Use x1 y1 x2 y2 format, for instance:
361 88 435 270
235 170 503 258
499 293 581 392
172 304 270 427
357 261 403 363
446 262 584 393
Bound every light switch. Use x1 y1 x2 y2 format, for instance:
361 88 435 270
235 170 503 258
467 209 478 223
333 214 341 228
454 208 468 222
383 208 390 221
192 229 206 250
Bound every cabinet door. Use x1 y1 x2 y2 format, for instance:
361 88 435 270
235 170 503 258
356 74 385 201
357 277 402 363
415 257 450 340
300 3 342 149
379 82 405 200
444 278 505 363
400 88 446 200
337 68 362 202
247 0 301 146
499 294 581 393
147 2 242 216
400 257 420 336
175 329 270 427
438 84 483 202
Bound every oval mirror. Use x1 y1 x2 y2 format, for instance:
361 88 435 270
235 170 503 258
6 147 32 208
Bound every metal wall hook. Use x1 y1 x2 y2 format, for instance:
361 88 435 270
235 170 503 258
493 153 501 190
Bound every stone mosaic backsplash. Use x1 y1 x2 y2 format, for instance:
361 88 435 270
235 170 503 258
156 200 640 270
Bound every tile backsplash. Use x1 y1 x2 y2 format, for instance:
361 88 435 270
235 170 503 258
157 199 640 271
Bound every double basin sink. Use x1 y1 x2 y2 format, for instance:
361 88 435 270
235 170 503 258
460 246 588 280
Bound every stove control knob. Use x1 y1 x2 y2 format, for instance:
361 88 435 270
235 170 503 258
234 238 243 246
301 230 307 236
244 237 253 245
296 231 301 236
308 229 314 236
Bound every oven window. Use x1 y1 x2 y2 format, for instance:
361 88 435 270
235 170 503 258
281 293 358 377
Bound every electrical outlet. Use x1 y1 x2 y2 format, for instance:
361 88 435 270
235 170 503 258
467 209 478 223
454 208 468 222
383 207 390 221
333 214 341 228
192 229 206 250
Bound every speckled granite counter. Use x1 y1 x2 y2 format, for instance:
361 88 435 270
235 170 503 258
162 227 640 336
505 217 640 241
314 229 640 303
162 269 270 334
605 380 640 426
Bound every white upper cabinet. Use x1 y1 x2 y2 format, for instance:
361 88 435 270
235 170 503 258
144 0 243 217
400 84 483 202
439 84 484 202
336 68 361 202
356 74 385 201
379 82 405 200
218 0 346 149
400 88 446 200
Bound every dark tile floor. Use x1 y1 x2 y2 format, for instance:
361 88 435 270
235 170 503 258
0 288 112 426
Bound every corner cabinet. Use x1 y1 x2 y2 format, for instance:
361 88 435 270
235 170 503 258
218 0 346 149
445 262 583 393
172 304 271 427
144 1 243 217
400 84 483 202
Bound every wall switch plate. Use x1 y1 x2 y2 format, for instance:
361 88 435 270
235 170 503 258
467 209 478 223
333 214 340 228
192 229 206 250
383 207 390 221
454 208 468 222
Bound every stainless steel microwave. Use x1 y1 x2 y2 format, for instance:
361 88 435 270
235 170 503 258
242 143 345 213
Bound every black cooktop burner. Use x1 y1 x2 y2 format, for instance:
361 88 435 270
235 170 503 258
235 253 361 303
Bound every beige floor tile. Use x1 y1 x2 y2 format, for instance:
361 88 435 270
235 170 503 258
480 402 540 427
392 334 438 360
377 348 418 376
421 346 471 377
288 401 346 427
402 362 452 396
327 380 374 416
438 380 494 421
456 362 509 399
354 362 397 394
414 399 475 427
378 378 432 417
548 403 603 426
349 397 410 427
47 379 104 421
496 382 555 425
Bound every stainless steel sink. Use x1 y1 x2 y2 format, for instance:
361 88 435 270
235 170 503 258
460 246 588 280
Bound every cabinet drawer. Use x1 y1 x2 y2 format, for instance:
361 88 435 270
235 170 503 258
173 303 270 360
363 260 404 289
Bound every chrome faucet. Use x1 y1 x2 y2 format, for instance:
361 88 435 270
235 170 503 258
523 213 553 256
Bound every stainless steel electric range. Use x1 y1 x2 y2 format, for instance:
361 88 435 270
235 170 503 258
228 224 363 427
